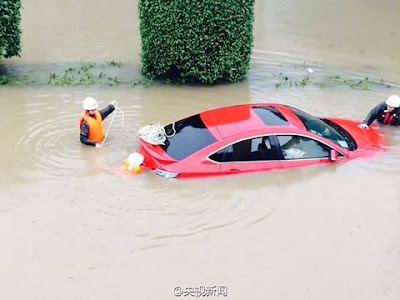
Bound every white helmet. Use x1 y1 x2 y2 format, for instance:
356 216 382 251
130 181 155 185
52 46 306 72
386 95 400 108
127 153 144 166
83 97 99 110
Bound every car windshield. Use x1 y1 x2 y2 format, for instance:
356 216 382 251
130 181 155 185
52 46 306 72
289 107 350 150
321 118 357 151
161 114 217 160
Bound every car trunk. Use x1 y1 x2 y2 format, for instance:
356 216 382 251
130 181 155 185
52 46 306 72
138 140 178 170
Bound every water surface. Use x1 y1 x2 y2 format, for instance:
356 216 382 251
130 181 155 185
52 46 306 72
1 0 400 299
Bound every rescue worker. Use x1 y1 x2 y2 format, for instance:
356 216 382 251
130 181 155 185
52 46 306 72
79 97 116 147
359 95 400 129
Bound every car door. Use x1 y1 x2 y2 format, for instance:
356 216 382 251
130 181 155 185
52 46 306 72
272 134 336 169
208 136 282 174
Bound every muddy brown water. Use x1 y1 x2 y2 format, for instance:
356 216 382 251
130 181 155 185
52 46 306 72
1 0 400 299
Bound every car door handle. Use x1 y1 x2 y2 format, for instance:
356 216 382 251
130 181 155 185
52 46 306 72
229 168 240 173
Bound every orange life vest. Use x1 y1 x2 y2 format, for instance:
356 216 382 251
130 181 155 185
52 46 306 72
79 110 105 142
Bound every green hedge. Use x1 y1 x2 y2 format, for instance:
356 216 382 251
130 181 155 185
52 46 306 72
0 0 21 59
139 0 255 83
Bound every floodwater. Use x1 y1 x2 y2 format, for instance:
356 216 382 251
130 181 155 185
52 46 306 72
1 0 400 299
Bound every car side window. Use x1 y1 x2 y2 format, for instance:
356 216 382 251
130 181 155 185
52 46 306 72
209 136 280 162
276 135 331 160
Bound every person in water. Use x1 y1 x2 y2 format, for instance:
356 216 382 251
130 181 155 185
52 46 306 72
79 97 116 147
358 95 400 129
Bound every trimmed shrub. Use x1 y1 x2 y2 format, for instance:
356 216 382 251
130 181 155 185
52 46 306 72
139 0 255 83
0 0 21 59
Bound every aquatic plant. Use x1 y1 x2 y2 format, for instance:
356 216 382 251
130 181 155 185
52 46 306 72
1 59 151 87
107 76 121 86
49 72 74 86
79 73 95 85
275 72 390 91
79 62 96 73
0 0 21 59
98 72 106 79
108 60 122 68
274 76 309 89
0 75 9 84
319 75 371 90
139 0 255 83
48 62 130 86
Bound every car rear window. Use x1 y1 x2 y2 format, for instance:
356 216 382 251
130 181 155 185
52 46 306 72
252 106 289 126
161 114 217 161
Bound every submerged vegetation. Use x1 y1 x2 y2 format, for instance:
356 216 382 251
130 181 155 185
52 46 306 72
0 61 152 87
0 61 393 91
0 74 35 86
49 62 119 86
274 73 391 90
108 60 122 68
47 62 151 86
0 75 9 84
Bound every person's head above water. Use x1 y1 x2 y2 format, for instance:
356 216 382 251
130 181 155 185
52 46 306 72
83 97 98 115
385 95 400 111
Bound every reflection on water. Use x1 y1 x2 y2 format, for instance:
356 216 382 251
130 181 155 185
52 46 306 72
1 0 400 299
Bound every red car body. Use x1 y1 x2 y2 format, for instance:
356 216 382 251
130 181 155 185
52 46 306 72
138 103 385 178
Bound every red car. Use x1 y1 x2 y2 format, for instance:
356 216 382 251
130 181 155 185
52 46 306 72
138 103 385 178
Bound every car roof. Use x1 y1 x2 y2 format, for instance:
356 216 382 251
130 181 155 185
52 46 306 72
200 103 306 140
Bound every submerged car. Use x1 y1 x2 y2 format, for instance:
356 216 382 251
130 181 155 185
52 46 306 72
138 103 385 178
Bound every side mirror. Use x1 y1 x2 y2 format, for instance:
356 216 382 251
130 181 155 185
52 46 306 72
330 149 338 162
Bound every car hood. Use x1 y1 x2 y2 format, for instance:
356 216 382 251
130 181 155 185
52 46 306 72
325 117 386 150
